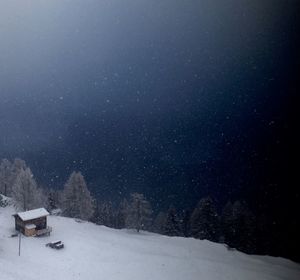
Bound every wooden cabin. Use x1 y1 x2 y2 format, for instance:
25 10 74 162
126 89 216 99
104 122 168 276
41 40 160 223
13 208 52 237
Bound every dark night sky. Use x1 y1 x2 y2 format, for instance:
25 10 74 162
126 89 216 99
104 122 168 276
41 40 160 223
0 1 298 212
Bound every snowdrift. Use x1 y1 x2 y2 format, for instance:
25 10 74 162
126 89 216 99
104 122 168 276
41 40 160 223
1 205 299 280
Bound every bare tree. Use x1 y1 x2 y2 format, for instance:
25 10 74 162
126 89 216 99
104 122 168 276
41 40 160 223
62 171 94 220
0 158 28 197
11 168 44 211
126 193 152 232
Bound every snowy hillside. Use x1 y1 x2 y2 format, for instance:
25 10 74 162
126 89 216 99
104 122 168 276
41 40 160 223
1 205 299 280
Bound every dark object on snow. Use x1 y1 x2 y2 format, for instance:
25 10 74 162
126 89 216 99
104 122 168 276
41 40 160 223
46 240 64 249
11 233 18 237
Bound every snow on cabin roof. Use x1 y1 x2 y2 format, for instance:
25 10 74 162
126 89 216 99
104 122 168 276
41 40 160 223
15 208 49 221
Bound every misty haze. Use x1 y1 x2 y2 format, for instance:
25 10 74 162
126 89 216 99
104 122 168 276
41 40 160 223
0 1 298 280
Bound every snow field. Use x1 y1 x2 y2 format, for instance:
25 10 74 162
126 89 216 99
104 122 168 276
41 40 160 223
1 206 299 280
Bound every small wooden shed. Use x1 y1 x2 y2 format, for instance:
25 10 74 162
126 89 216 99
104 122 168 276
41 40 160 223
13 208 51 237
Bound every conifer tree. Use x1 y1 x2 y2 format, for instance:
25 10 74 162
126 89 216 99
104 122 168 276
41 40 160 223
153 211 167 234
221 201 235 245
256 213 272 255
46 189 62 212
115 198 128 229
92 201 115 227
190 196 219 242
126 193 152 232
181 209 191 237
62 171 94 220
0 159 13 196
163 206 181 236
90 200 101 224
232 201 256 253
221 200 256 252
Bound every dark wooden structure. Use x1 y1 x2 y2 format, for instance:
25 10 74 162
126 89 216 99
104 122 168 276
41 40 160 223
13 208 52 237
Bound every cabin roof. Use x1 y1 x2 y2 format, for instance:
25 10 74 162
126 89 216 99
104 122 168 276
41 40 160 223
14 208 49 221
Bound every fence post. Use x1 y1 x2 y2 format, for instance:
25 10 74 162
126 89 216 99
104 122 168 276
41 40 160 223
18 233 21 256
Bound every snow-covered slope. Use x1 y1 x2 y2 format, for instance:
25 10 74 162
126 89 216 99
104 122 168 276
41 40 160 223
1 205 299 280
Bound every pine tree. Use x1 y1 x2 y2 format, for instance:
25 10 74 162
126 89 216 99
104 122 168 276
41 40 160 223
190 196 219 242
126 193 152 232
92 201 115 228
256 213 272 255
232 201 256 253
115 198 128 229
11 168 44 211
163 206 181 236
153 211 167 234
90 200 101 224
62 171 94 220
46 189 62 212
221 201 235 245
221 200 256 252
0 159 13 196
181 209 191 237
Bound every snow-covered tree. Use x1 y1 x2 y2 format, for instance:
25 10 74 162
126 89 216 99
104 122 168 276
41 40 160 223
11 167 44 211
0 158 28 197
126 193 152 232
163 206 181 236
190 196 219 242
12 158 27 173
62 172 94 220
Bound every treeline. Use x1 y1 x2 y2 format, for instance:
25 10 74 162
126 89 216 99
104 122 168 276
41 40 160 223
0 158 94 219
91 197 259 254
0 158 272 256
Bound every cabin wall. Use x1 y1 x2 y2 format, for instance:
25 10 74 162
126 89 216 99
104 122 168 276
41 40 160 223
26 217 47 230
15 216 25 234
14 216 47 234
25 227 36 237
